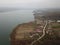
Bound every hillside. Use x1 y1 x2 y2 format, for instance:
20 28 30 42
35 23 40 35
10 22 60 45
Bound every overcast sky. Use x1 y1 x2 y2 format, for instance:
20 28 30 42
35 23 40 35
0 0 60 9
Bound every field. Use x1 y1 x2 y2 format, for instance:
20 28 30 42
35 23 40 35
10 22 60 45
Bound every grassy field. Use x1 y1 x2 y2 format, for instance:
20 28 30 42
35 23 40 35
51 22 60 28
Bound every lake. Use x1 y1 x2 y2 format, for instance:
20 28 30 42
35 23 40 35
0 10 34 45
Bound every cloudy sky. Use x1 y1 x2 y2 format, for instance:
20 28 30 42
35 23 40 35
0 0 60 9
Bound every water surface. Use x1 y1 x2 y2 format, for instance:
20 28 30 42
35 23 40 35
0 10 34 45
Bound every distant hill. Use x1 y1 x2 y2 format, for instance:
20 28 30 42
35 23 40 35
0 7 20 13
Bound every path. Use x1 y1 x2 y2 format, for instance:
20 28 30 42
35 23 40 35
31 21 48 45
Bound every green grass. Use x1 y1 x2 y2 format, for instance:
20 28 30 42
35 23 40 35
52 24 60 28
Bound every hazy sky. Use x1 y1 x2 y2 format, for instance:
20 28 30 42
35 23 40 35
0 0 60 8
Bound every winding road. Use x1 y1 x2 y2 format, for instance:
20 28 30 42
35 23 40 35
31 21 48 45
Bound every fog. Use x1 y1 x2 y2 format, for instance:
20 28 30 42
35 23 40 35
0 0 60 10
0 0 60 45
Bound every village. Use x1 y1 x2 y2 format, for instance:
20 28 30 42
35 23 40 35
10 9 60 45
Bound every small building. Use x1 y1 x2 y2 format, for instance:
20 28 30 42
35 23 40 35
33 9 60 37
10 8 60 45
33 9 60 23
